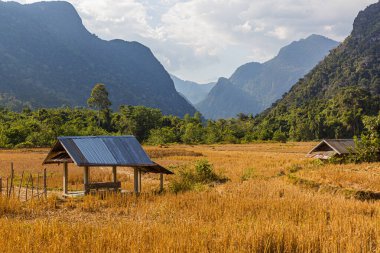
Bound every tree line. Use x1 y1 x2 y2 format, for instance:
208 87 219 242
0 83 378 161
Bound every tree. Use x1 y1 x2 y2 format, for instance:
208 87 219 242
87 83 112 110
87 83 112 126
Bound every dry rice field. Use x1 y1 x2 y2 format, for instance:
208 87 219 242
1 142 380 252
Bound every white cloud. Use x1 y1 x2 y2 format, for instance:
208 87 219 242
267 26 289 40
5 0 379 82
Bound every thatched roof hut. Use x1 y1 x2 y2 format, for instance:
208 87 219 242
306 139 355 160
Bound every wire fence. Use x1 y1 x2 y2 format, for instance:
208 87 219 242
0 163 47 201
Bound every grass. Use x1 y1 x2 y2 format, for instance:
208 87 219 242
0 142 380 252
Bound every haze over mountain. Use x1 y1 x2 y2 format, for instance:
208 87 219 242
171 75 215 105
0 1 196 116
197 35 339 119
253 1 380 140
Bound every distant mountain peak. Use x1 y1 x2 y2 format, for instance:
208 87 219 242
197 34 339 119
0 0 196 116
171 75 215 105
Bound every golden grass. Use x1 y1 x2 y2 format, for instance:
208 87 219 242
296 162 380 192
1 142 380 252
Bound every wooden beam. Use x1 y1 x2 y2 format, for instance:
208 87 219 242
134 168 139 194
84 166 89 194
112 166 117 183
160 173 164 192
63 162 68 195
85 182 121 191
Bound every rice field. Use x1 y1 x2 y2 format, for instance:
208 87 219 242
1 142 380 252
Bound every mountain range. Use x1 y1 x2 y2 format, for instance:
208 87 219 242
197 35 339 119
0 1 196 116
253 1 380 140
171 75 215 105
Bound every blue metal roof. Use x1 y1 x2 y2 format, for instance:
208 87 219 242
57 136 155 167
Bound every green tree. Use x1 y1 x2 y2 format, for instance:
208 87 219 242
87 83 112 126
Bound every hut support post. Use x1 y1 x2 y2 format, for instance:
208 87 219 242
138 169 142 193
112 166 117 183
112 166 117 191
134 168 139 194
63 162 68 195
159 173 164 192
84 166 89 194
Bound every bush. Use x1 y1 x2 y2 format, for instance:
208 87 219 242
241 168 256 181
169 160 228 193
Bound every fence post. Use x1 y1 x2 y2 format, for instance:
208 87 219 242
6 177 9 198
37 173 40 199
31 174 34 199
0 177 2 197
25 174 30 201
9 163 14 197
43 168 47 198
18 171 24 200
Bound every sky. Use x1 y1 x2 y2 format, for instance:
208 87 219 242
8 0 378 83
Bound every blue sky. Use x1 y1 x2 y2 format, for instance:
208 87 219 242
9 0 378 83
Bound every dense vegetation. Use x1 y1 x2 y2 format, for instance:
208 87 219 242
0 106 260 148
252 1 380 141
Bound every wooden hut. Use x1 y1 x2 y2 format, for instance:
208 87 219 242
43 136 173 196
306 139 356 160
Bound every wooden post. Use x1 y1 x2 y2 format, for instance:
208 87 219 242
112 166 117 183
160 173 164 192
43 168 47 198
138 169 142 193
25 175 30 201
30 174 34 199
134 168 139 194
0 177 2 197
84 166 89 194
18 171 24 200
63 162 68 195
37 173 40 199
112 166 117 191
9 163 14 197
6 177 9 198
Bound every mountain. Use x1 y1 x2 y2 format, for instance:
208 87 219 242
171 75 215 105
253 1 380 141
197 35 339 119
196 78 259 119
0 1 196 116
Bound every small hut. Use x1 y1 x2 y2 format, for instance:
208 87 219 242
43 136 173 196
306 139 356 160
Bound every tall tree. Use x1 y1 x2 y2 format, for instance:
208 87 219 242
87 83 112 126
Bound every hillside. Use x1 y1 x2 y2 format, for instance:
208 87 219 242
171 75 215 105
197 35 339 119
254 1 380 140
0 1 196 116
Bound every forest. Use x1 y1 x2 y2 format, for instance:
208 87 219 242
0 102 378 150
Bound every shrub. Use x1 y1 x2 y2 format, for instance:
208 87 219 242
169 160 228 193
241 168 256 181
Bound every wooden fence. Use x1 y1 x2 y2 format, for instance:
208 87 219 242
0 164 48 201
